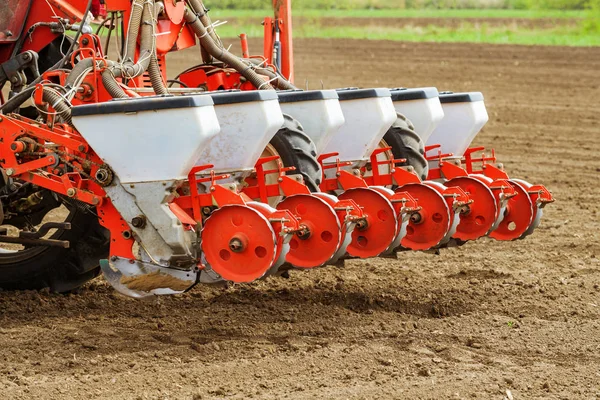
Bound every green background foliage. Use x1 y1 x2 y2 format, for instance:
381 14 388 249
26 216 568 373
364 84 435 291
210 0 597 10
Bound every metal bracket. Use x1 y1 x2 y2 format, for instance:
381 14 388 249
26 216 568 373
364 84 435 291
0 51 40 93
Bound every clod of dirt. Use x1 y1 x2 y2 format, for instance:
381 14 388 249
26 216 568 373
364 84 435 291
120 271 191 292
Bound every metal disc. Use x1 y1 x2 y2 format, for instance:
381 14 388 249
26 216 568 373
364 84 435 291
338 187 398 258
277 194 341 268
488 180 533 241
446 176 498 241
201 205 277 283
398 183 451 250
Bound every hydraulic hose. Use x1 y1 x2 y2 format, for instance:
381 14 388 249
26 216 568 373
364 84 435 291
64 58 94 90
101 69 129 99
0 87 35 114
246 58 297 90
148 55 168 95
113 0 154 79
186 0 223 55
0 86 72 123
183 8 273 90
41 87 72 124
125 0 145 63
147 1 168 95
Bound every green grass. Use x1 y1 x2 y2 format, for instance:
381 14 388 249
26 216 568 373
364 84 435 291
215 21 599 46
209 8 587 19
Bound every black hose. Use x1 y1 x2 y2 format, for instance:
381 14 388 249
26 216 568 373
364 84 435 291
148 55 168 95
41 88 72 124
101 70 128 99
125 0 145 63
147 2 168 95
64 58 94 89
23 0 94 89
167 79 189 88
246 58 297 90
111 0 155 79
184 9 273 90
0 87 36 114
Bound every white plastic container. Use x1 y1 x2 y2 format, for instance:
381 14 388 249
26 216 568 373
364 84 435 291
197 91 284 174
323 88 397 163
426 92 489 157
277 90 345 155
72 95 220 184
390 87 444 143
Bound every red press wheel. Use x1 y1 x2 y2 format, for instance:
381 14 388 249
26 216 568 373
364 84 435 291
398 183 451 250
277 194 341 268
488 180 533 241
201 205 277 282
338 188 398 258
446 176 497 241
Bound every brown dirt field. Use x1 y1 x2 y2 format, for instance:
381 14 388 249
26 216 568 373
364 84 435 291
1 39 599 399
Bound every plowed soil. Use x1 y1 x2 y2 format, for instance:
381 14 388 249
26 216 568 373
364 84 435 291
1 40 599 399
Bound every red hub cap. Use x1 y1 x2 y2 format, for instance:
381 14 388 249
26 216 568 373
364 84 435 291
201 205 276 282
338 188 398 258
277 194 341 268
446 176 497 241
398 183 451 250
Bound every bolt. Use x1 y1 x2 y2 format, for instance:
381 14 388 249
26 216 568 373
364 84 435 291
91 197 100 205
66 188 77 197
410 213 422 224
229 238 244 253
22 52 30 60
131 215 147 229
5 168 15 176
82 38 89 46
296 226 311 240
78 145 85 151
110 256 117 261
356 219 368 230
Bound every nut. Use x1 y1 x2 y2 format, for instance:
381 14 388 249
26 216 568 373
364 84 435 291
131 215 147 229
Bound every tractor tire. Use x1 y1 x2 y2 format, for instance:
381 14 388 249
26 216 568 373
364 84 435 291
269 114 322 192
0 199 109 293
383 113 429 181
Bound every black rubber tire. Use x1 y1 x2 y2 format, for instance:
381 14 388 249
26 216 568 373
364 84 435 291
0 35 109 293
269 114 322 192
0 196 109 293
383 113 428 181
